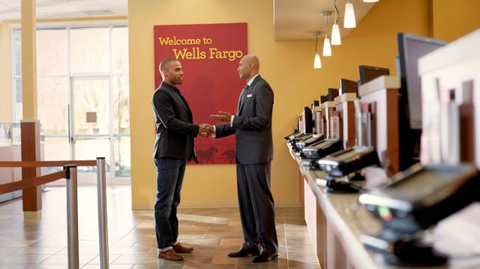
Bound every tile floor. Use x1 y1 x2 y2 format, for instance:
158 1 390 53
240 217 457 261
0 185 320 268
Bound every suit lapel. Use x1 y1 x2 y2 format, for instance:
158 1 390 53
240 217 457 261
162 82 192 122
238 76 261 114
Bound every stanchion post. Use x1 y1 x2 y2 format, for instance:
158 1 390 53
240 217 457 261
65 165 79 269
96 157 109 268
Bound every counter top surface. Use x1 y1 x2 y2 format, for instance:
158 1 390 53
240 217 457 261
288 143 480 269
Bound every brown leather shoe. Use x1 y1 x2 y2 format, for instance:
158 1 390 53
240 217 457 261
158 249 183 261
173 243 194 253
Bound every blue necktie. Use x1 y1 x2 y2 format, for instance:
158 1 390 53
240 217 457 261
237 85 249 113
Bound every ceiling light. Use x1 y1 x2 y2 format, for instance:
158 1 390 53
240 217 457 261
312 31 322 69
321 11 332 56
344 0 356 28
331 0 341 45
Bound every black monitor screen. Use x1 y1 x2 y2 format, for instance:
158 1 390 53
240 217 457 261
326 88 339 101
303 106 313 134
358 65 390 85
397 33 446 130
340 78 358 95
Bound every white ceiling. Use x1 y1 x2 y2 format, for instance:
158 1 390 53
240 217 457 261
0 0 127 21
0 0 376 41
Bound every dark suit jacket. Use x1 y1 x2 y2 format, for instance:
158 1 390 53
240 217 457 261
152 82 199 162
215 75 274 164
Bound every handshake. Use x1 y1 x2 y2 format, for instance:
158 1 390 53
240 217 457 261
198 111 233 138
199 124 215 137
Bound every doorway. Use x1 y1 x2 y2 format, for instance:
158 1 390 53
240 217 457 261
70 76 114 184
39 75 130 185
11 25 131 186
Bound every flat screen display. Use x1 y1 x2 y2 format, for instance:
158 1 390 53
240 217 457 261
397 33 447 130
340 78 358 95
358 65 390 85
327 88 339 101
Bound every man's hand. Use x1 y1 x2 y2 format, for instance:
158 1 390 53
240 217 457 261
210 111 232 122
199 124 214 137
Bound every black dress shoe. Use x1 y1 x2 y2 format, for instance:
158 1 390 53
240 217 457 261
228 247 260 257
252 252 279 263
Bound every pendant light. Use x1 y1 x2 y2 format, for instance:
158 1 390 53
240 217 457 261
331 0 341 45
363 0 379 2
312 31 322 69
344 0 356 28
321 11 332 56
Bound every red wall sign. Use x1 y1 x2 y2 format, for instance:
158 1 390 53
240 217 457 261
154 23 248 164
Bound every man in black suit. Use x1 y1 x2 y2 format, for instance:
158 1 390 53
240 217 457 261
152 57 212 261
210 55 278 263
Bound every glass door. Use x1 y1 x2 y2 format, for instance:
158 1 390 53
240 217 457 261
18 26 130 186
70 77 114 184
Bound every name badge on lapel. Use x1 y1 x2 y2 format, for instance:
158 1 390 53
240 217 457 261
247 94 253 98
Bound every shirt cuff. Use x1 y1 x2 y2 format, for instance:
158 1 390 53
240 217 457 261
230 115 234 127
212 125 216 138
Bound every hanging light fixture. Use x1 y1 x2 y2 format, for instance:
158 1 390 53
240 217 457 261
344 0 356 28
312 31 322 69
331 0 341 45
363 0 379 2
321 11 332 56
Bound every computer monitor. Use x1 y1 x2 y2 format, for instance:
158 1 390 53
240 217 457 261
358 65 390 85
340 78 358 95
303 106 313 134
397 33 447 130
397 32 447 170
326 88 339 101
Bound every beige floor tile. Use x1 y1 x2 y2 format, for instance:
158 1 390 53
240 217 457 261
219 237 244 246
113 254 162 265
0 186 319 269
0 254 50 265
211 252 238 265
82 265 133 269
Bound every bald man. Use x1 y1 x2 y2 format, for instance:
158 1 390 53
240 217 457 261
211 55 278 263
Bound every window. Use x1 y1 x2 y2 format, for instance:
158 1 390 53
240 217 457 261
12 24 130 179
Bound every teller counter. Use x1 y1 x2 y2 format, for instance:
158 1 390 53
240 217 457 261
288 144 478 269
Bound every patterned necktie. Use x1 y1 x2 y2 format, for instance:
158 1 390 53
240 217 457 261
237 85 249 113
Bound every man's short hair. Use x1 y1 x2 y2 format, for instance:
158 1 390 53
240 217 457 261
159 58 178 73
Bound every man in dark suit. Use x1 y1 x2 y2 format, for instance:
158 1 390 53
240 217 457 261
152 57 212 261
210 55 278 263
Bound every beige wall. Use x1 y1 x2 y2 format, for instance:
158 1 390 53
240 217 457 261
0 23 12 123
128 0 434 209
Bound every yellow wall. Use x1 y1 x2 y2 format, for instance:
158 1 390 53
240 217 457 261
129 0 304 208
0 0 477 208
128 0 433 209
432 0 480 42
